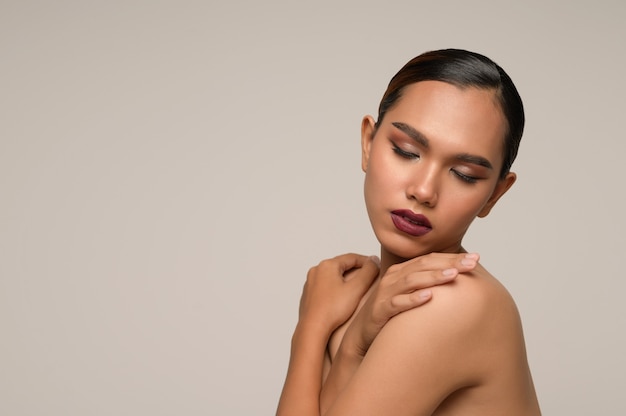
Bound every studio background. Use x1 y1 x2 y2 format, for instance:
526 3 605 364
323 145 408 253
1 1 624 414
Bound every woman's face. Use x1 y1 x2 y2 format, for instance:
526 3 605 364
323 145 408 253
362 80 516 262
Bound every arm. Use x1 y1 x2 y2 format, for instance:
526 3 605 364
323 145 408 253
277 252 479 416
320 253 479 413
276 254 378 416
323 269 492 415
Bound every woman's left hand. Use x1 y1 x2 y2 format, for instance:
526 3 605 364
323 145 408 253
277 254 379 416
298 253 380 334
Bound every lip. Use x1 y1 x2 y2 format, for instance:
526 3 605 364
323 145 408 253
390 209 432 237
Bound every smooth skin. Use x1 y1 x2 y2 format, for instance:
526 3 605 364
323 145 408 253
277 252 478 416
321 252 480 413
277 81 540 415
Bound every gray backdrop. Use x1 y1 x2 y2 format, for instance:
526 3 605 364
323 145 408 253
2 1 625 414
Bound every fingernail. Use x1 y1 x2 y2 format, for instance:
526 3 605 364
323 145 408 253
461 258 476 267
419 289 432 300
369 255 381 266
465 253 479 260
442 268 457 278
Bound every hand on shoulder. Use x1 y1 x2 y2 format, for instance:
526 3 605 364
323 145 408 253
325 263 526 415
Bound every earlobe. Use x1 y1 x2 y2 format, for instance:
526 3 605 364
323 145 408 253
477 172 517 218
361 115 376 172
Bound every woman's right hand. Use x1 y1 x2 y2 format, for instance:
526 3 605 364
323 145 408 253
319 252 480 413
341 252 480 359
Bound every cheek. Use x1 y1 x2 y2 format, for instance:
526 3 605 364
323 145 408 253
435 200 481 244
363 172 383 212
363 161 397 214
364 157 400 199
444 187 494 223
367 148 403 183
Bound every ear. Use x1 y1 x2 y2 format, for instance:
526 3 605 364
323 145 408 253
477 172 517 218
361 115 376 172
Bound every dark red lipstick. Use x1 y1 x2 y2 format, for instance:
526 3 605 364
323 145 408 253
391 209 432 237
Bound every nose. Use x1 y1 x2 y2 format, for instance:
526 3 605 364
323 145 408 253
406 165 439 207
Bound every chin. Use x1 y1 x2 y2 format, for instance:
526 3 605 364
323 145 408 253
387 247 429 261
379 233 462 261
380 237 433 261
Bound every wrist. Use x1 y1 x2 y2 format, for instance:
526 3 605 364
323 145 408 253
294 318 334 342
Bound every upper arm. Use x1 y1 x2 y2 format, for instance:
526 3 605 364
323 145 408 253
325 280 494 416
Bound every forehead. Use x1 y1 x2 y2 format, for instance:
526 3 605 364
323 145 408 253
385 81 507 165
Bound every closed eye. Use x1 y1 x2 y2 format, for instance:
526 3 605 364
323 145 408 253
392 143 419 160
452 169 479 184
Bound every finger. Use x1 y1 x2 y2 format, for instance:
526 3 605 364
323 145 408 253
344 256 380 287
400 252 462 273
392 268 457 294
331 253 381 282
315 253 366 280
388 289 433 314
456 252 480 273
402 252 479 273
329 253 371 274
394 253 480 292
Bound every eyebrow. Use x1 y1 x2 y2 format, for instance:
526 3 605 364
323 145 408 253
391 121 494 170
392 122 429 148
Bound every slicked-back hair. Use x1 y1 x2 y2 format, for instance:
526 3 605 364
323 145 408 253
376 49 524 179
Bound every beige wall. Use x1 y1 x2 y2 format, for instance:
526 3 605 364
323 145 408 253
2 0 625 414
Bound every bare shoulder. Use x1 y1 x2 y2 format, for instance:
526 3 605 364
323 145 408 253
325 264 540 415
379 263 527 380
384 263 523 338
398 263 531 378
430 263 524 336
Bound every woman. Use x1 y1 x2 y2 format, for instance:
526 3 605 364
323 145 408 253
277 49 541 415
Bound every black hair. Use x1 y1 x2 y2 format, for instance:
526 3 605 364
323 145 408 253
377 49 524 178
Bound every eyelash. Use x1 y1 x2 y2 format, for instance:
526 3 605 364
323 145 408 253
452 170 478 184
392 142 479 184
392 143 419 160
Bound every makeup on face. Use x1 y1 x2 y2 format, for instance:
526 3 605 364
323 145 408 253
363 81 511 259
390 209 432 237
